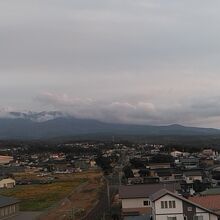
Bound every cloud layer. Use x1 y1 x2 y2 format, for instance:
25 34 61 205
1 0 220 127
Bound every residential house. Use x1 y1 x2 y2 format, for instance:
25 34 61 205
180 158 199 169
171 151 183 158
183 171 203 184
0 156 13 165
119 183 179 217
152 168 183 183
0 178 15 189
150 189 219 220
0 195 19 219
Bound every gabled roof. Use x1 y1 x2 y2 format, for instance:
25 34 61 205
150 189 219 216
119 183 178 199
0 195 19 208
189 195 220 212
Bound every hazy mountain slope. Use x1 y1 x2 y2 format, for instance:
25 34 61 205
0 117 219 139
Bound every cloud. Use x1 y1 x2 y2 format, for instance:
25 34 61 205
1 1 220 127
36 92 158 124
35 92 220 128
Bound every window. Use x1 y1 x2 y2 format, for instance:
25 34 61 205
164 201 168 208
194 216 203 220
161 200 175 208
143 200 150 206
169 201 172 208
187 207 192 211
169 201 176 208
167 217 177 220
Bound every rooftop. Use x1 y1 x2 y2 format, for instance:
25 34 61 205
150 189 219 216
189 195 220 212
119 183 178 199
0 195 19 208
201 188 220 195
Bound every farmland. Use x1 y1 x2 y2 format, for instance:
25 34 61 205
0 171 102 212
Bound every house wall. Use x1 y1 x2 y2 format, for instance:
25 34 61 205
185 175 202 184
122 198 152 214
154 194 183 215
0 203 19 219
0 179 15 188
155 214 184 220
122 198 151 209
210 214 219 220
195 207 219 220
154 195 219 220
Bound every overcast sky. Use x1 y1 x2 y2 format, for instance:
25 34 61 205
1 0 220 127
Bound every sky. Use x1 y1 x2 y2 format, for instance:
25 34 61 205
1 0 220 127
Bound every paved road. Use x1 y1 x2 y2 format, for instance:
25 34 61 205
8 212 42 220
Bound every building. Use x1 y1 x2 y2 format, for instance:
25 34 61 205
171 151 183 158
183 171 203 184
119 183 179 217
0 156 13 165
150 189 219 220
190 195 220 215
0 195 19 219
180 158 199 169
0 178 15 189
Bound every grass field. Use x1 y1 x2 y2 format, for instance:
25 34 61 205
0 179 86 211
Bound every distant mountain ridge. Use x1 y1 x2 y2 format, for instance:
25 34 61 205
0 111 219 139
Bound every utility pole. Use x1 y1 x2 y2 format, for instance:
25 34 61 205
70 207 75 220
118 166 122 186
106 178 110 211
102 212 106 220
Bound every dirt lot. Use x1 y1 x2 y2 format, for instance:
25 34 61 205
39 171 104 220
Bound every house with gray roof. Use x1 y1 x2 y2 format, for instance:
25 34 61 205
119 183 180 217
0 195 19 219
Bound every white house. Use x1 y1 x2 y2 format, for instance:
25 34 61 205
0 178 15 189
119 183 178 216
183 171 203 184
150 189 219 220
171 151 183 158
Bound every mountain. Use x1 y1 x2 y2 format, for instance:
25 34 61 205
0 112 219 139
7 111 65 122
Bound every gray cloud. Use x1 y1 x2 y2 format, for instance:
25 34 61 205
35 92 220 128
1 0 220 127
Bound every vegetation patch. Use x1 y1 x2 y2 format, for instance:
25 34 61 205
0 179 86 211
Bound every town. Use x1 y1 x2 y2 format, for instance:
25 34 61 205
0 141 219 219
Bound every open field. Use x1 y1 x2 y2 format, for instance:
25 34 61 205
0 171 102 212
0 180 85 211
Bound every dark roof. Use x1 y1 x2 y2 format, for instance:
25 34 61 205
156 171 172 177
180 158 199 163
0 195 19 208
150 189 219 216
201 188 220 195
184 171 202 176
119 183 178 199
